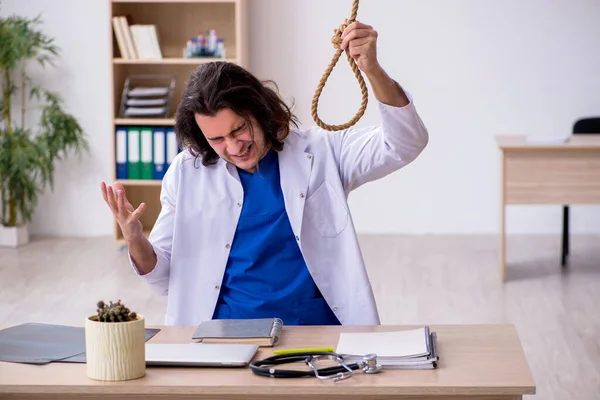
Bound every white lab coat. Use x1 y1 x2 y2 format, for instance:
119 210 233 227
130 89 428 326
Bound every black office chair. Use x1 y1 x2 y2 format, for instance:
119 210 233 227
562 117 600 267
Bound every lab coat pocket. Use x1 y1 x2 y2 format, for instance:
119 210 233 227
305 181 348 238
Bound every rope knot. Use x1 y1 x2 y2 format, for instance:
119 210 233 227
312 0 367 131
331 18 353 49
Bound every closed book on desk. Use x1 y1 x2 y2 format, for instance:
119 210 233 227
336 326 439 369
192 318 283 347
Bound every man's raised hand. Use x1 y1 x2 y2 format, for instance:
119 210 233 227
101 181 146 243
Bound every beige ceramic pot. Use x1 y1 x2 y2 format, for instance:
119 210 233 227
84 314 146 381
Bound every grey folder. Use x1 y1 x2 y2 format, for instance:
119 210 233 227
192 318 283 346
0 322 160 365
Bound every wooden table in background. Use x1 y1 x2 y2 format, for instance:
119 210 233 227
496 134 600 281
0 324 535 400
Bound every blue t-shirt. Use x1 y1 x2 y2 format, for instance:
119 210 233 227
212 148 340 325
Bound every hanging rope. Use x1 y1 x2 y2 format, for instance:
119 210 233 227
311 0 367 131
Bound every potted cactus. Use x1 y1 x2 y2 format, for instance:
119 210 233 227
85 300 145 381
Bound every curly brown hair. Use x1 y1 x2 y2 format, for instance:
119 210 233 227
174 62 299 167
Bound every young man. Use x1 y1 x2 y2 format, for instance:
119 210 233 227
101 21 428 326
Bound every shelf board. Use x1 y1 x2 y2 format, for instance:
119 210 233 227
116 180 163 186
115 118 174 126
113 57 237 65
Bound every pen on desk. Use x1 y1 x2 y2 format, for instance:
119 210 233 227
273 347 335 354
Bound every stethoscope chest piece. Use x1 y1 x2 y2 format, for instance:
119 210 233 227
360 353 383 374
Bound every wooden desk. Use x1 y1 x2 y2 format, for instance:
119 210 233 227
0 324 535 400
496 134 600 281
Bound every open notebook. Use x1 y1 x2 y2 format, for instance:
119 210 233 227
335 326 438 369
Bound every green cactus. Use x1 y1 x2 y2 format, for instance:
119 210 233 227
95 299 138 322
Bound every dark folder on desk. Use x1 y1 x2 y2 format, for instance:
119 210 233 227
0 322 160 365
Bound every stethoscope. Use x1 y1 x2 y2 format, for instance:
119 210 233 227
249 351 382 382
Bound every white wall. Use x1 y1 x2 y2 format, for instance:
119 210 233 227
2 0 600 236
1 0 113 237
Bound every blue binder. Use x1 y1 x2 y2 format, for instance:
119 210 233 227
166 127 177 169
153 127 167 180
115 127 128 179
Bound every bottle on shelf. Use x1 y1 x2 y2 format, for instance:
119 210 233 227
207 29 218 56
184 38 194 58
182 29 224 58
196 32 204 56
215 39 225 58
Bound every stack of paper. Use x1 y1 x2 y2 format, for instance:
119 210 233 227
335 326 438 369
122 85 171 118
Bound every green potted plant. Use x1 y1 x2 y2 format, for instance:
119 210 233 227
85 300 146 381
0 13 88 246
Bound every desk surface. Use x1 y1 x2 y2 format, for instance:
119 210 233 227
0 324 535 399
496 134 600 150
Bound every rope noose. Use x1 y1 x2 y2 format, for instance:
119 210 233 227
311 0 367 131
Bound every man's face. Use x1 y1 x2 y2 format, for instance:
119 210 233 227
194 108 268 173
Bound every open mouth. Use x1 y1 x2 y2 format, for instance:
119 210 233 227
233 144 252 159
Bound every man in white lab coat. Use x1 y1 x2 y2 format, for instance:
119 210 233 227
101 21 428 326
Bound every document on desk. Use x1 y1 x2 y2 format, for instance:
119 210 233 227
0 323 86 365
0 322 161 364
335 326 438 369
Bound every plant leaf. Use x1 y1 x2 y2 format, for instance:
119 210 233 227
0 127 47 225
0 14 58 72
0 13 87 227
